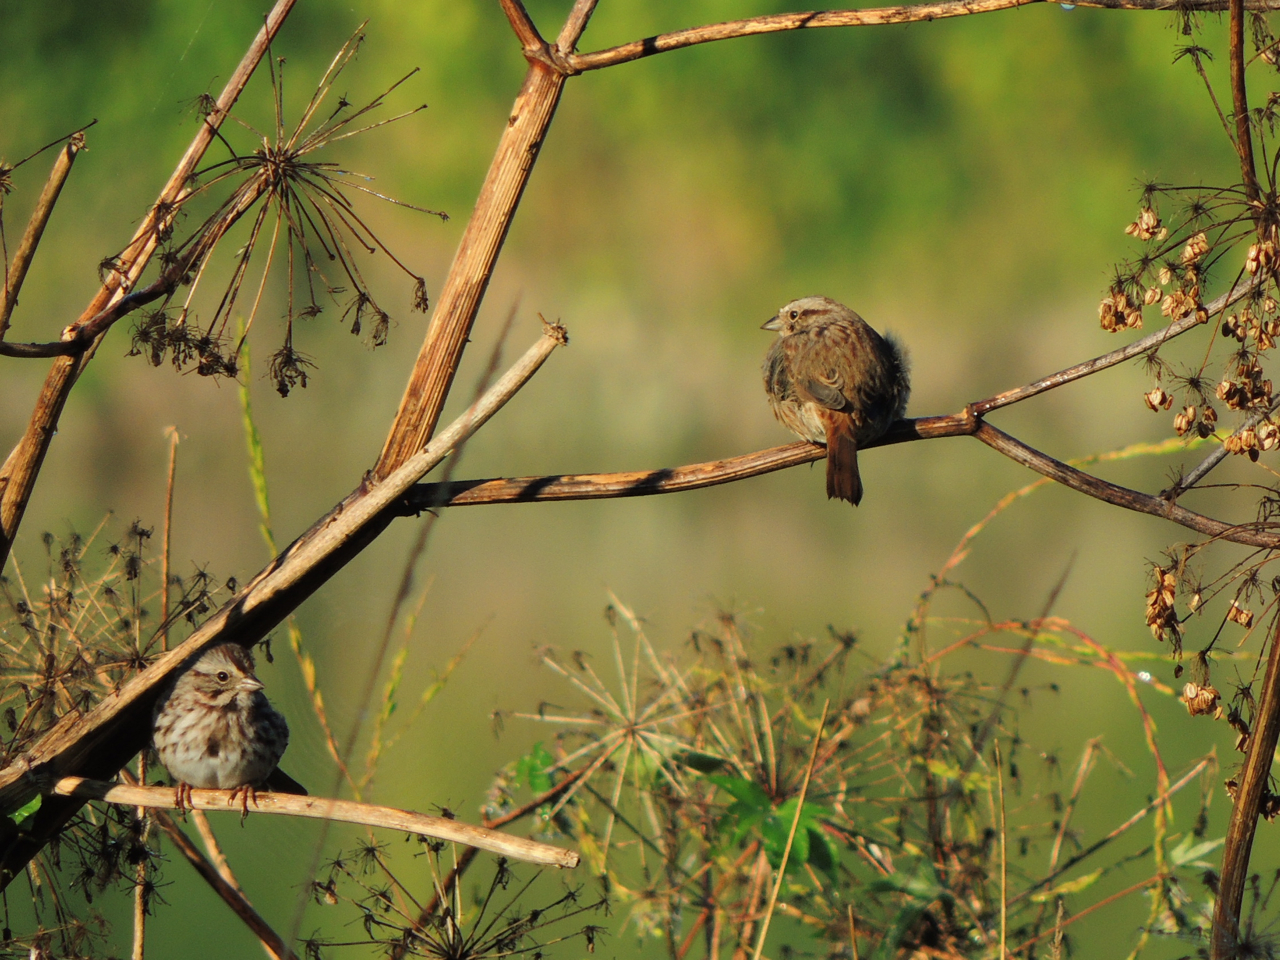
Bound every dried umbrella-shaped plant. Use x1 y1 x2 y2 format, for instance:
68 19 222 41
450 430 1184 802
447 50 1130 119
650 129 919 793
125 25 444 396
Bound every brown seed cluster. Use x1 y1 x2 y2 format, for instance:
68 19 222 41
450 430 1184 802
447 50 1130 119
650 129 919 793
1125 206 1167 242
1145 565 1180 642
1180 681 1220 716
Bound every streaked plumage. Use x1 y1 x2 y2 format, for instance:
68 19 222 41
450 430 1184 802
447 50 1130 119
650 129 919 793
762 296 909 505
153 643 299 807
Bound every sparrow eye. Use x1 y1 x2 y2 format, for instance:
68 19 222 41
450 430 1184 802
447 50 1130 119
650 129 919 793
216 671 229 683
789 310 799 320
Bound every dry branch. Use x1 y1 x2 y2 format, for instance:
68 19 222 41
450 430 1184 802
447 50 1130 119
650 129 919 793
567 0 1280 72
148 808 295 960
0 326 566 888
1213 620 1280 958
373 8 596 477
52 778 579 868
1 133 85 339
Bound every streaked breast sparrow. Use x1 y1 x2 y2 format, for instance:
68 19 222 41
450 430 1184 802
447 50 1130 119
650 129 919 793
153 643 304 812
762 296 910 505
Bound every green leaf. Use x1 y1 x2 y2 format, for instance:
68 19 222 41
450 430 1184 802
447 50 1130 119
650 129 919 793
674 750 729 773
516 742 555 794
1030 868 1103 902
10 795 40 829
709 775 770 810
1170 834 1224 869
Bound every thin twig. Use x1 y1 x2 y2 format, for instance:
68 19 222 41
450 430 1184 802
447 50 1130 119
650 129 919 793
996 740 1008 960
150 807 294 960
51 777 579 868
1 133 84 339
749 701 829 960
160 427 179 651
1009 756 1212 905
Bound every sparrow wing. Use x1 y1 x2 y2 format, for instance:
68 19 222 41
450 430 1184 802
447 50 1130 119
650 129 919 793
785 327 853 412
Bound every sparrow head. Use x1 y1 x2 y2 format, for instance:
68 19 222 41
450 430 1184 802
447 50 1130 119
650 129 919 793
182 643 264 707
762 296 858 336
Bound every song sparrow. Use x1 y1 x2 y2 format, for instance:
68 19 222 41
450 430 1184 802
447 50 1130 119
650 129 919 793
762 296 910 505
153 643 302 812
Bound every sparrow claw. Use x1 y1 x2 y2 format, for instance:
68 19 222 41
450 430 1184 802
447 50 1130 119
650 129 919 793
173 782 193 814
227 783 259 821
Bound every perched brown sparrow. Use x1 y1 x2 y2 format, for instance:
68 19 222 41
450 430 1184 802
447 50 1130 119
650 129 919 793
153 643 305 813
762 296 910 505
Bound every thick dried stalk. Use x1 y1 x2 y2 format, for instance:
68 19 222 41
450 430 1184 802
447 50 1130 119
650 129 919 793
1212 621 1280 958
52 778 579 868
374 10 596 476
0 0 297 573
0 133 84 338
0 327 565 888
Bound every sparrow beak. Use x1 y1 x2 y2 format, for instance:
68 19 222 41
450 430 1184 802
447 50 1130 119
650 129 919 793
761 315 782 331
239 676 264 693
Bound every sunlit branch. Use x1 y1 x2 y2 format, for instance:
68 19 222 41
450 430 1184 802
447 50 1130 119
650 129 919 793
52 777 578 868
567 0 1280 73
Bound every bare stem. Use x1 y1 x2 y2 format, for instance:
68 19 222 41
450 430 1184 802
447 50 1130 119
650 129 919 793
1 133 84 339
1213 619 1280 958
52 777 579 868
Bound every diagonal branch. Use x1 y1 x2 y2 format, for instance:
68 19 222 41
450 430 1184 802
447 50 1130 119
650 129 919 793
52 778 579 868
0 325 566 889
973 421 1280 547
0 0 299 573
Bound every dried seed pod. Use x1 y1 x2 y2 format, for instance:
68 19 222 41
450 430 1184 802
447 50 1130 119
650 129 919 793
1228 600 1254 628
1144 387 1172 412
1180 682 1220 716
1181 232 1209 264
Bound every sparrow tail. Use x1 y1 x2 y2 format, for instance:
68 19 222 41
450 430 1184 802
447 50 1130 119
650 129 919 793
823 415 862 506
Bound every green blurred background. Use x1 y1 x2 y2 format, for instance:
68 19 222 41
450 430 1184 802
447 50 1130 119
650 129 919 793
0 0 1272 955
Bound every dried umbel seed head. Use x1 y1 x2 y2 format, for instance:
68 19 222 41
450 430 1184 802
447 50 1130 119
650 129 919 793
1144 286 1162 305
1228 600 1254 628
1246 240 1277 276
1173 405 1198 437
1181 232 1210 265
1258 420 1280 451
1159 265 1175 286
1218 379 1245 409
1188 591 1203 612
1145 565 1179 641
1126 206 1165 241
1099 289 1144 332
1161 289 1196 321
1144 387 1173 412
1180 682 1221 717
